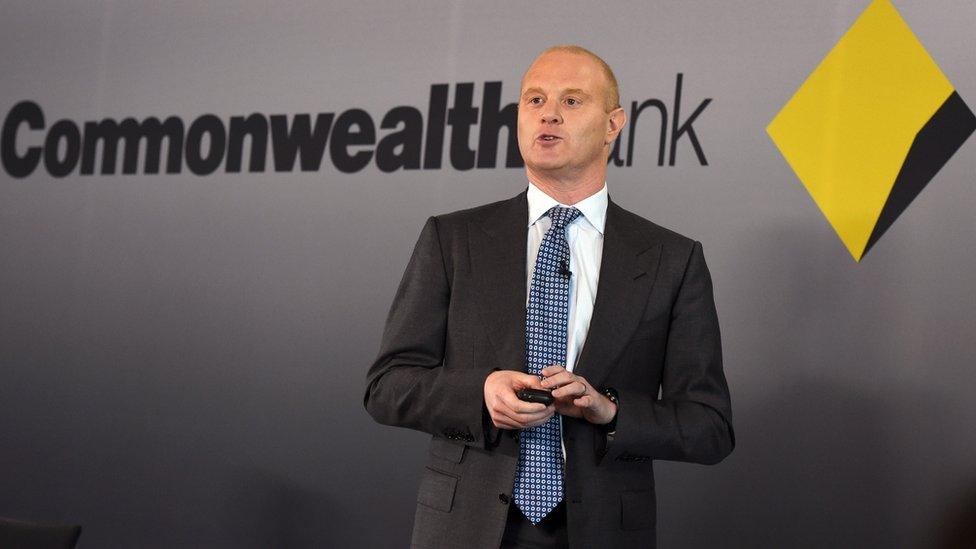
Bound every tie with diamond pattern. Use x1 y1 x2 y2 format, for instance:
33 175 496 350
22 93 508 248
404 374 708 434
512 205 581 525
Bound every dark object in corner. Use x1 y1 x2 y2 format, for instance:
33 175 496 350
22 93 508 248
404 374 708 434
0 517 82 549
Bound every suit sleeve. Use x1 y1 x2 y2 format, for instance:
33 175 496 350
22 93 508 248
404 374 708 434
603 241 735 465
363 216 492 447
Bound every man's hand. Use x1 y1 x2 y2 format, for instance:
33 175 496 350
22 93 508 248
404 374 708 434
484 370 555 430
540 365 617 425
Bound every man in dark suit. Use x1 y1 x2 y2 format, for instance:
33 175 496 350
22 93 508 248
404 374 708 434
364 45 734 548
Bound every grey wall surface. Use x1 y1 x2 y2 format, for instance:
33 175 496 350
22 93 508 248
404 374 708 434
1 1 974 547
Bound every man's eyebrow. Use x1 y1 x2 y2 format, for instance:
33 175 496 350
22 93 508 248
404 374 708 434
562 88 591 98
521 87 593 99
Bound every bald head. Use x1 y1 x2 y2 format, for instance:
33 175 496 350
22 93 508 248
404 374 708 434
524 45 620 112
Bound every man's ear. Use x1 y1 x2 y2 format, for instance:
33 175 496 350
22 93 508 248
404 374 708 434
606 107 627 145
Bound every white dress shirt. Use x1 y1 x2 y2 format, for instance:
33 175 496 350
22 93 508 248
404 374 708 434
525 182 608 373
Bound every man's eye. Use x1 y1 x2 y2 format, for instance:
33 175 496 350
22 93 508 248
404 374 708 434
528 97 543 105
565 98 579 106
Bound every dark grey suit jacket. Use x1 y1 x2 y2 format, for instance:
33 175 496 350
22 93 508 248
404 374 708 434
365 190 734 548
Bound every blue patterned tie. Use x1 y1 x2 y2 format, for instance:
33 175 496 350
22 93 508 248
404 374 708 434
513 205 581 524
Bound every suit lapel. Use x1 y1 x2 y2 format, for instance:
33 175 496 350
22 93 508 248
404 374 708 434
470 191 529 373
573 199 662 389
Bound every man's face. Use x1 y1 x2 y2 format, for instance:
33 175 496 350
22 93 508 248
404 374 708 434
517 51 615 178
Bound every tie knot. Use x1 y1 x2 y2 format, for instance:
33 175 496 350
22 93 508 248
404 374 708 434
546 206 581 230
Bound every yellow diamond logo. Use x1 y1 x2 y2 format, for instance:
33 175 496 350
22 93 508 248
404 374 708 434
767 0 975 261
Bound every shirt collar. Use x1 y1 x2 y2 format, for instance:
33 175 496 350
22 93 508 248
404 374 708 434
527 182 608 235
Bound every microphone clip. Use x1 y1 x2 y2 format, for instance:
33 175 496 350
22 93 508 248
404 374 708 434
559 260 572 279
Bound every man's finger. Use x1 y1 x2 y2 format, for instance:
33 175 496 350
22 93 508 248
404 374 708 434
519 407 556 427
491 405 527 427
510 372 546 389
492 416 521 429
492 406 553 429
540 365 566 377
495 395 550 420
523 412 555 427
573 395 594 408
545 371 587 391
540 371 574 389
508 398 549 415
552 380 586 399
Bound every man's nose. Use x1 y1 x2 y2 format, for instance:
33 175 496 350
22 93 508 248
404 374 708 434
540 108 562 124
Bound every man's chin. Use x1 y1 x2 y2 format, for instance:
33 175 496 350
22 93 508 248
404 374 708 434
525 158 569 176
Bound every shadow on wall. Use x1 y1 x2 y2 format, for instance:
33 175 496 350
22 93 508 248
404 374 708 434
659 211 976 548
658 221 920 548
225 469 358 549
929 484 976 549
658 376 900 549
0 516 82 549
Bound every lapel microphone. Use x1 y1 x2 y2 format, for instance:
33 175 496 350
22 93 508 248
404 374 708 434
559 259 572 279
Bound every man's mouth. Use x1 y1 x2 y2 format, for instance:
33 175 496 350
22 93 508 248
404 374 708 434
538 134 561 142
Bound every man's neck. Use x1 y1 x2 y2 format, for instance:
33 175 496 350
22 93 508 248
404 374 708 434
526 167 606 205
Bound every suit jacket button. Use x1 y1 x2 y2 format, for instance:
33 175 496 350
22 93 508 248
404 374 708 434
499 494 509 504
